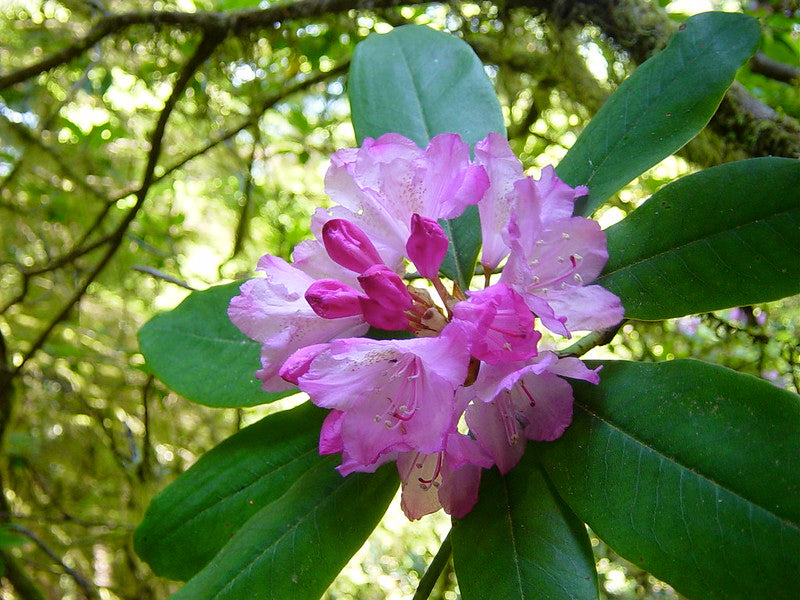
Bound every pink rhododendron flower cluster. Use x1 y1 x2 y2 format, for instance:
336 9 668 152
229 132 624 520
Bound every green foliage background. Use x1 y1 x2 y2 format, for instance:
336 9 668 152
0 0 798 599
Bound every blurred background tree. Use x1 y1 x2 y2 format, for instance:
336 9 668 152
0 0 798 598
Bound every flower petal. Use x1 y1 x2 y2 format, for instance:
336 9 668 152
228 256 367 391
546 284 625 332
474 133 526 271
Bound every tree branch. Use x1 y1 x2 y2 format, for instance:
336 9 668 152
1 61 344 319
0 550 48 600
4 31 223 382
0 113 110 202
7 524 99 599
558 322 624 358
132 266 196 290
0 0 423 90
113 62 347 201
749 50 800 85
509 0 800 161
0 396 49 600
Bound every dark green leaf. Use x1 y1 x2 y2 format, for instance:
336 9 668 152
170 460 398 600
439 206 482 291
557 12 760 216
597 157 800 320
138 282 291 408
453 453 598 600
349 24 505 149
349 24 506 287
134 403 326 581
538 360 800 600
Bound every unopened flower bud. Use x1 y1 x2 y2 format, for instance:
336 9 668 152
322 219 383 274
406 213 449 279
305 279 366 319
358 264 413 312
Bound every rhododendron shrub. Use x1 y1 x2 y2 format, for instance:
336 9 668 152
135 16 800 600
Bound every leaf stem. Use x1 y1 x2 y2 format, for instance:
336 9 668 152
557 321 624 358
412 531 452 600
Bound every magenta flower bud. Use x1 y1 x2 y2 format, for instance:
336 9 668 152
406 213 449 279
359 297 410 331
305 279 366 319
358 264 413 312
322 219 383 274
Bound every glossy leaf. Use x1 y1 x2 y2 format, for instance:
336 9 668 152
170 460 398 600
349 24 505 149
597 158 800 320
537 360 800 600
138 282 292 407
557 12 760 216
349 24 506 288
134 403 326 581
452 453 598 600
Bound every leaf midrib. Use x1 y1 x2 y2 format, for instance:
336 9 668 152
156 446 319 546
144 324 257 347
440 218 469 288
570 16 749 212
395 35 432 142
501 477 527 600
576 401 800 534
209 468 393 600
600 206 798 280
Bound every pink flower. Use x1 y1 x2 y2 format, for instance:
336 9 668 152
451 283 540 364
305 279 366 319
230 131 624 520
463 353 600 474
322 218 384 274
500 177 624 334
474 134 590 275
396 384 493 520
285 330 471 471
398 430 492 520
316 133 489 269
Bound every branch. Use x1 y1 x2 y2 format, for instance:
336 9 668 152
228 125 260 262
0 0 425 90
749 50 800 85
0 449 48 600
558 322 624 358
0 550 48 600
113 62 347 201
1 61 344 316
0 512 133 530
7 525 99 599
132 265 196 290
4 32 223 381
509 0 800 160
0 113 110 202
